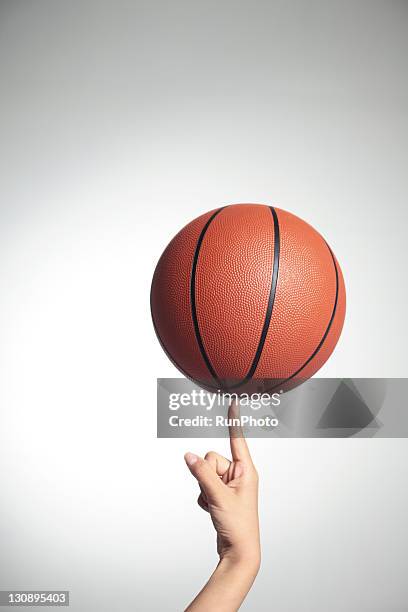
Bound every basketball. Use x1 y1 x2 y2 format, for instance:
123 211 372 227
151 204 346 392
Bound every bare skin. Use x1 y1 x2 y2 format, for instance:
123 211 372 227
184 401 260 612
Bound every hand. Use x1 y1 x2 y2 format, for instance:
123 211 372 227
184 400 260 611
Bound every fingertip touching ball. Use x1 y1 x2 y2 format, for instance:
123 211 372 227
151 204 346 392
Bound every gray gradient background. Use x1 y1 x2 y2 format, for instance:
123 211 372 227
0 1 407 610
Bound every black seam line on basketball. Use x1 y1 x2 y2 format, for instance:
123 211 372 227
150 281 220 392
190 207 226 385
266 241 339 393
244 206 280 382
221 205 280 391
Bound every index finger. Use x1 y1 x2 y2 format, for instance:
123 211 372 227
228 399 253 464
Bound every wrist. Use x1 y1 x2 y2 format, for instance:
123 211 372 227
219 547 261 576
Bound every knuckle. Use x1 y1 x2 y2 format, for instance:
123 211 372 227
195 462 207 478
204 451 217 461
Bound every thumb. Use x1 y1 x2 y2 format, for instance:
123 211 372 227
184 453 225 502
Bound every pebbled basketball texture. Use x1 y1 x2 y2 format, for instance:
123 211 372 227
151 204 346 392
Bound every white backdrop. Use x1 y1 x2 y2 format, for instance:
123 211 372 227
0 1 407 610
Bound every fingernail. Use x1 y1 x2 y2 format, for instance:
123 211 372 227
184 452 198 467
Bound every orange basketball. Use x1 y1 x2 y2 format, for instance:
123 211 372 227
151 204 346 392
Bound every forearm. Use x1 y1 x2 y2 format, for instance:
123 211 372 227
185 554 260 612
